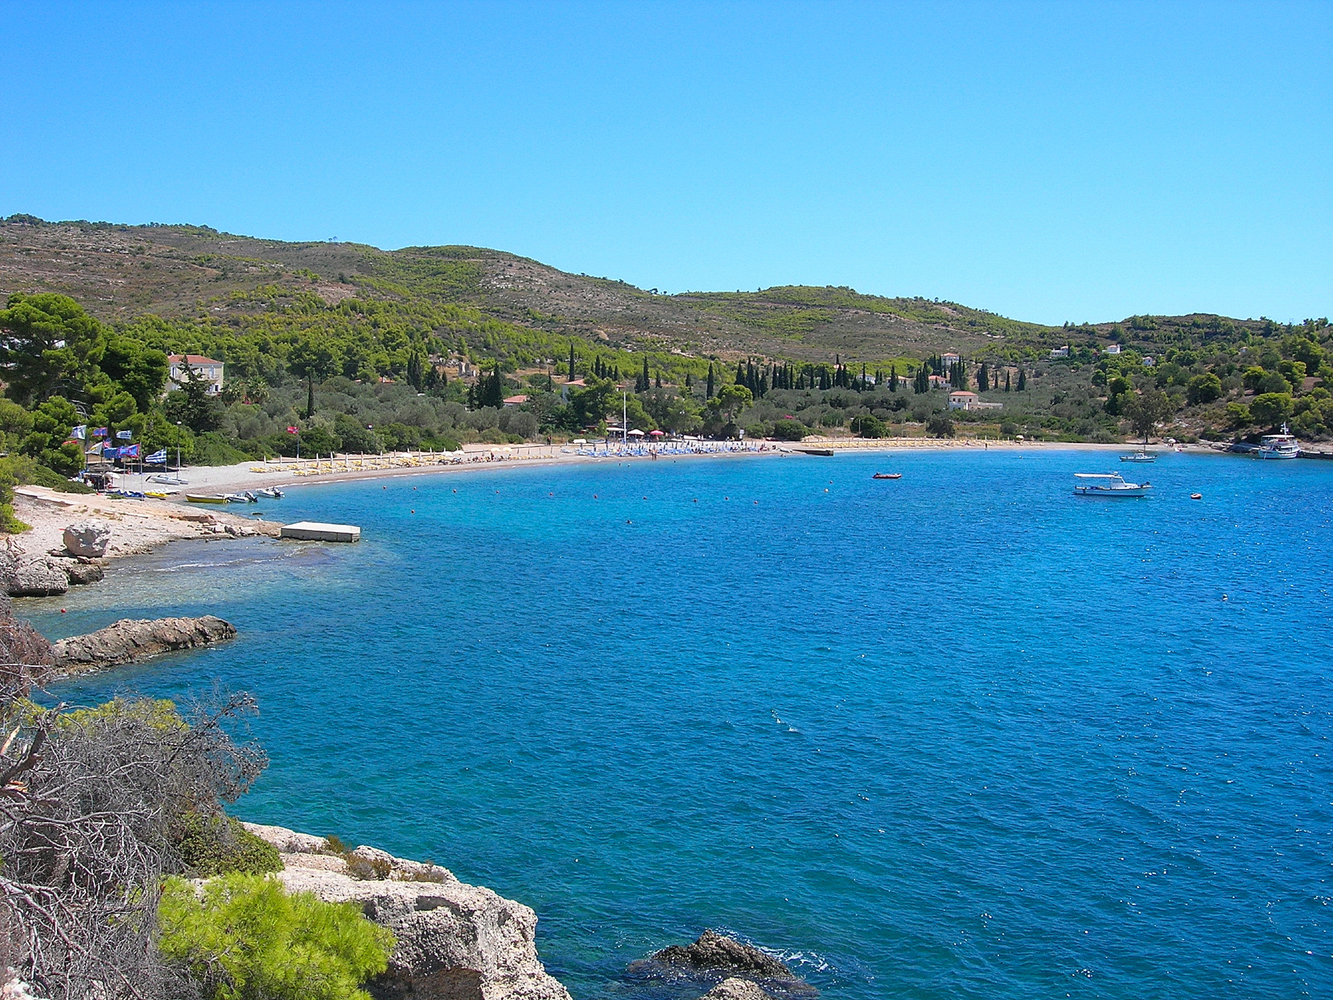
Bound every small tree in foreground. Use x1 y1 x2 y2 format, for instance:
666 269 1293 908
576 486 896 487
158 874 394 1000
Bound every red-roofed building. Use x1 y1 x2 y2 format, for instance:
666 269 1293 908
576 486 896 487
503 394 529 407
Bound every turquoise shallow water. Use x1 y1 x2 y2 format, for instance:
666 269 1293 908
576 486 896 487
32 449 1333 999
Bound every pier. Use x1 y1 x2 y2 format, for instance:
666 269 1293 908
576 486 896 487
279 521 362 543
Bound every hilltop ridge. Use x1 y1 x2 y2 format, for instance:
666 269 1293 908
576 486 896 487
1 214 1265 367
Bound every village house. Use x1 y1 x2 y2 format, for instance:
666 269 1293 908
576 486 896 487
1049 346 1070 359
167 354 224 395
502 394 529 407
948 390 1003 412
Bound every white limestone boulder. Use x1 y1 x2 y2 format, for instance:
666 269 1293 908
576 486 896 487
62 520 111 557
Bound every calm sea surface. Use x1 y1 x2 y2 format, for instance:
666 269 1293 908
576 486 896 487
31 449 1333 999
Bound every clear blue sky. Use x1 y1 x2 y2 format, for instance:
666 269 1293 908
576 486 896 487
2 1 1328 326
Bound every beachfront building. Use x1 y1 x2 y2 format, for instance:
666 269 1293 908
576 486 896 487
167 355 224 395
948 391 1003 412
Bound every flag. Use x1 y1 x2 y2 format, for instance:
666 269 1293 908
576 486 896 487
122 443 140 458
146 449 167 464
286 426 299 434
71 425 86 440
116 429 133 440
94 427 109 438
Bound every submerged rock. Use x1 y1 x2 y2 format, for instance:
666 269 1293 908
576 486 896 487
53 615 236 671
699 979 777 1000
652 930 793 979
62 520 111 558
245 823 572 1000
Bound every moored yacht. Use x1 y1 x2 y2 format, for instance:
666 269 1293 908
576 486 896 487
1073 472 1151 498
1255 424 1300 459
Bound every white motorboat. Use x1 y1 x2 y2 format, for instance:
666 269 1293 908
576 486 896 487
1119 450 1156 463
1255 424 1300 460
1073 472 1151 498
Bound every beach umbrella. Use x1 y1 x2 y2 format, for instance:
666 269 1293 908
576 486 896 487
649 430 665 437
628 429 645 436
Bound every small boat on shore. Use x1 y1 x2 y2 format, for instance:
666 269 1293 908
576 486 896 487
185 494 229 504
255 487 285 499
871 473 902 480
225 492 258 503
1073 473 1151 498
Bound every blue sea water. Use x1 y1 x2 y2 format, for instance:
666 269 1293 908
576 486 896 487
29 449 1333 1000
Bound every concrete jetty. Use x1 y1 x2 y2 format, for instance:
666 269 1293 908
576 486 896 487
279 521 361 542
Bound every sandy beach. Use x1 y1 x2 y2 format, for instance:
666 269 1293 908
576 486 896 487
9 436 1205 572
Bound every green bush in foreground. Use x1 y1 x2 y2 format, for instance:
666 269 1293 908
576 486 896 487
158 874 394 1000
176 812 283 877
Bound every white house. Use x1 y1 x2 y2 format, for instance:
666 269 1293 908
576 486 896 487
1105 344 1122 355
948 390 1003 412
1049 346 1070 359
167 355 224 395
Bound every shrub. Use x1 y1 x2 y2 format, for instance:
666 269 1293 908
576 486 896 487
175 812 283 877
926 414 955 438
31 463 95 493
158 873 394 1000
770 419 807 441
191 431 256 466
850 413 887 438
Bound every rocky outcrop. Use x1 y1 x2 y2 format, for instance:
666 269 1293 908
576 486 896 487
64 559 105 585
244 823 571 1000
652 931 793 979
699 979 777 1000
7 557 69 597
53 615 236 671
62 521 110 557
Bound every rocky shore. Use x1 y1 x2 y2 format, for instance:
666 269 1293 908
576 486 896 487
5 489 281 597
53 615 237 674
243 823 572 1000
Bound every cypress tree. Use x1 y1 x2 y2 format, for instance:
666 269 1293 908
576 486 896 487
685 372 692 390
1004 371 1011 392
655 372 662 389
1017 368 1027 391
706 363 715 398
568 341 577 381
890 364 897 392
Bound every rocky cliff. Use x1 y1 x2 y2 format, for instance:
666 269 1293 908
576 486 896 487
243 823 572 1000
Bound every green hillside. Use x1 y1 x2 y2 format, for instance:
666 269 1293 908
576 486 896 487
0 213 1329 489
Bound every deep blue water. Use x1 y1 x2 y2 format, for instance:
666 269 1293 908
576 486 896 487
30 449 1333 1000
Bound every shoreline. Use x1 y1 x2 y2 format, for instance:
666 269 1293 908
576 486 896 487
9 437 1219 581
103 435 1216 498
